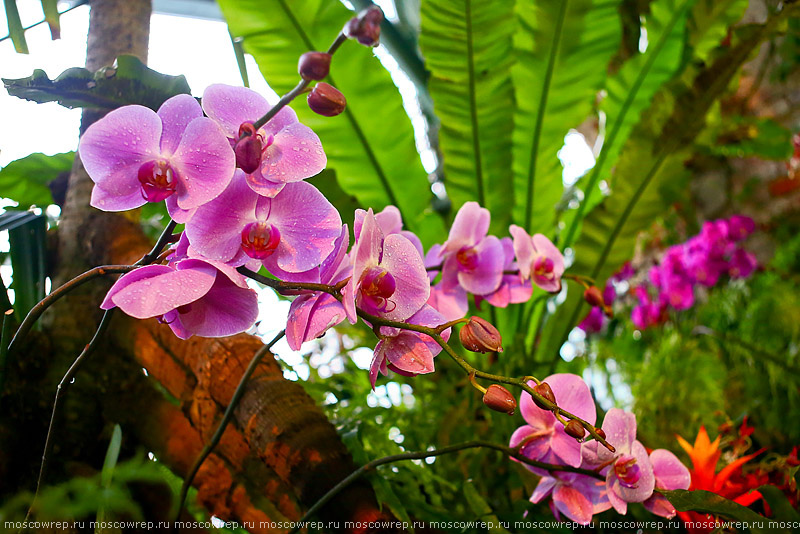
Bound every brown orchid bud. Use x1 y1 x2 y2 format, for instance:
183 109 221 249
583 286 605 308
565 420 585 440
482 385 516 415
234 123 262 174
298 52 332 81
344 6 383 47
595 428 606 441
532 382 556 410
459 316 503 353
307 83 346 117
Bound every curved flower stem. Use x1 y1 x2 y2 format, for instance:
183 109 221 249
173 329 286 522
7 265 135 355
136 219 178 266
24 308 116 524
237 266 349 294
248 32 348 135
287 439 602 533
236 268 613 450
9 220 177 356
433 336 614 452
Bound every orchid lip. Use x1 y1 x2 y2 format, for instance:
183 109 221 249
614 455 641 488
241 221 281 259
456 246 479 271
138 159 177 202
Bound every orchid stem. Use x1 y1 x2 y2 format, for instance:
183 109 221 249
248 32 348 135
24 309 116 525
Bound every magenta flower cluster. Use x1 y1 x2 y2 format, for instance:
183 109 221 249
79 86 567 389
580 216 758 332
511 375 690 524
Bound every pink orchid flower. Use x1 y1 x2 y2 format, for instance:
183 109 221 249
101 258 258 340
369 305 450 388
79 94 235 223
343 208 429 324
643 449 691 518
285 225 352 350
509 225 564 293
584 408 656 514
202 84 326 197
531 468 610 525
437 202 504 296
478 237 532 308
184 171 341 274
510 374 596 473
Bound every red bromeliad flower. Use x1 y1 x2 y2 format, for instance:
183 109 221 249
675 426 765 533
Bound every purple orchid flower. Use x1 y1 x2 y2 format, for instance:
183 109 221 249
101 257 258 340
509 225 564 293
184 171 341 274
343 208 430 324
729 248 758 278
728 215 755 241
427 281 468 322
478 237 533 308
510 374 596 473
79 94 235 223
578 306 606 333
437 202 504 296
531 468 611 525
584 408 656 514
202 84 326 197
285 225 352 350
369 305 450 388
643 449 691 518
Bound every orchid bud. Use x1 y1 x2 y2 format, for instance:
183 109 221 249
564 420 585 440
459 316 503 353
595 428 606 441
482 385 516 415
532 382 556 410
307 82 347 117
583 286 604 308
344 6 383 47
298 52 332 81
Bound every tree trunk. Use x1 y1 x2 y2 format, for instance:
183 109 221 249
1 1 398 531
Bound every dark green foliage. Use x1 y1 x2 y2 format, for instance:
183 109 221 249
2 55 191 111
0 152 73 210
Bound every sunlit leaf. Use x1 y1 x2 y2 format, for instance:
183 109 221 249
217 0 445 245
420 0 514 233
512 0 621 236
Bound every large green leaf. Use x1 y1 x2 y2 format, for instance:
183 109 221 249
217 0 445 245
2 55 191 111
538 16 786 365
560 0 695 249
512 0 621 236
661 489 788 534
0 151 73 209
560 0 748 248
419 0 514 233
